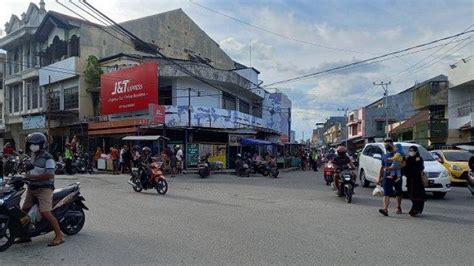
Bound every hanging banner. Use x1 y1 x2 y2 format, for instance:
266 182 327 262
100 61 158 115
186 143 200 167
148 103 166 124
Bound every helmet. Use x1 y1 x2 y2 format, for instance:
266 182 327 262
26 132 47 150
336 145 347 153
142 147 151 153
237 153 242 158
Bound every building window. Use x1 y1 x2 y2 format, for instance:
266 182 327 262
222 92 236 110
39 87 43 108
11 84 22 113
252 101 263 118
376 121 384 131
431 106 445 119
32 80 39 109
69 35 80 57
50 91 61 111
458 106 471 117
159 86 172 105
13 48 20 73
239 100 250 114
26 82 32 110
64 87 79 109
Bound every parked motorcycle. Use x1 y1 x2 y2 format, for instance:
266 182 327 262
333 165 355 203
197 156 210 178
267 157 279 178
235 156 250 177
71 154 87 174
128 162 168 195
251 161 270 176
55 160 66 175
0 175 88 252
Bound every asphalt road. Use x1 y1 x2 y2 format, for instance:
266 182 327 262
2 170 473 265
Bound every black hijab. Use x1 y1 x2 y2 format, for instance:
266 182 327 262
407 145 424 172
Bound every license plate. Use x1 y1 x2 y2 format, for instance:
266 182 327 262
132 167 138 171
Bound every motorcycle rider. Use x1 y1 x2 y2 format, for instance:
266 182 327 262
16 132 65 247
332 145 357 193
140 147 153 184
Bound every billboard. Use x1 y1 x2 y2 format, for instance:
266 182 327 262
100 62 158 115
148 103 165 124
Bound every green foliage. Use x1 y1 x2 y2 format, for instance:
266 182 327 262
84 55 103 88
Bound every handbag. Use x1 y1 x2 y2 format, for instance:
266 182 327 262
421 172 429 187
372 185 384 197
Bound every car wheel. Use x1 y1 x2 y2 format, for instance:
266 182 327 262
432 192 446 199
360 170 370 187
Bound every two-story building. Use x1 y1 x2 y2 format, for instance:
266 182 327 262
447 58 473 145
346 107 366 150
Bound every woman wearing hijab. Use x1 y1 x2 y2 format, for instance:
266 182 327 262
405 146 426 217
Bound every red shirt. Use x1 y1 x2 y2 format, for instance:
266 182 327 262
111 148 120 160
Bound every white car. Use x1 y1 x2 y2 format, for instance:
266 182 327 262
358 142 451 198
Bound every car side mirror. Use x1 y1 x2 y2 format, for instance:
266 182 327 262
437 158 444 164
372 154 382 160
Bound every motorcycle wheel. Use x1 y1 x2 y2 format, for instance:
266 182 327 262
273 170 279 178
0 221 14 252
345 185 353 203
156 179 168 195
262 170 269 177
198 169 208 178
60 205 85 235
131 174 143 192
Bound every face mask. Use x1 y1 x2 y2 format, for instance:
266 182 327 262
30 144 40 152
409 151 416 157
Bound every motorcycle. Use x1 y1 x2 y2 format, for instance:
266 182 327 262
0 175 88 252
17 156 30 175
4 156 19 177
323 161 336 186
235 157 250 177
251 161 270 176
55 160 66 175
71 154 87 174
333 165 355 203
128 162 168 195
267 158 279 178
197 156 210 178
468 170 474 196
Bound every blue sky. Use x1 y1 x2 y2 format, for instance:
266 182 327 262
2 0 473 140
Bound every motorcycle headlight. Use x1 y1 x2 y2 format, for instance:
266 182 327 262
439 171 449 179
450 164 462 172
0 199 4 206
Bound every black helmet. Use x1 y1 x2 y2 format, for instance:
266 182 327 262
26 132 47 150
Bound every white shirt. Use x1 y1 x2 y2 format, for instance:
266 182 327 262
176 149 183 161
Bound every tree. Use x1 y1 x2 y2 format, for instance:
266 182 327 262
84 55 103 116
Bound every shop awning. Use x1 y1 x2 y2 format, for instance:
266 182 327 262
122 135 170 141
240 138 272 145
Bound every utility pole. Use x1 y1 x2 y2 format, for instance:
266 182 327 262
337 107 349 148
184 87 191 170
287 107 291 143
373 81 391 138
47 75 51 152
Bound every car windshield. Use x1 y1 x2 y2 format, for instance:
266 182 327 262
401 145 435 161
443 151 472 162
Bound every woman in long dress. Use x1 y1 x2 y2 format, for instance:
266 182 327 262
405 146 426 217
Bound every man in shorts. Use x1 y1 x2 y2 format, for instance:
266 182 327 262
16 132 64 246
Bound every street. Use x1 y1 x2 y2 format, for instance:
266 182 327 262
2 170 473 265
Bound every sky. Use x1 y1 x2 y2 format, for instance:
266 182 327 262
1 0 473 141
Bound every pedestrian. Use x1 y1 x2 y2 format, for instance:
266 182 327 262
122 145 131 174
175 145 183 174
3 142 14 156
93 147 102 170
64 143 73 175
111 145 120 175
170 152 177 177
405 146 426 217
378 138 403 216
120 145 125 173
132 145 141 167
311 150 319 172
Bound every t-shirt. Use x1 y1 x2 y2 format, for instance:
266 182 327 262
29 151 56 190
333 154 351 168
111 148 120 160
176 149 183 161
3 147 14 155
382 152 395 177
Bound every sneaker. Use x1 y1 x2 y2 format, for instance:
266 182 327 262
378 209 389 216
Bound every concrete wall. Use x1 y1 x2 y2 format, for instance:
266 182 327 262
365 91 414 138
175 78 221 108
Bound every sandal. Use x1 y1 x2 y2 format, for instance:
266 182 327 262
378 209 389 217
48 239 65 247
396 208 402 214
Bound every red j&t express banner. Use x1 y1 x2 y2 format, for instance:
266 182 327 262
100 62 158 115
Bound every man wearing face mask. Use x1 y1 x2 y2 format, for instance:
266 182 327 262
15 132 65 246
378 138 403 216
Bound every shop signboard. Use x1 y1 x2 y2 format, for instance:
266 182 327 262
100 62 159 115
23 115 46 130
148 103 165 124
228 134 254 146
186 143 200 167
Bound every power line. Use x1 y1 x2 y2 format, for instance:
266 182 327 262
188 0 378 55
262 29 474 87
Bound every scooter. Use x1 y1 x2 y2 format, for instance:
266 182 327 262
323 161 336 186
235 157 250 177
267 158 279 178
251 161 269 176
128 162 168 195
0 175 88 252
4 156 19 177
72 154 87 174
197 156 210 178
332 165 355 203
